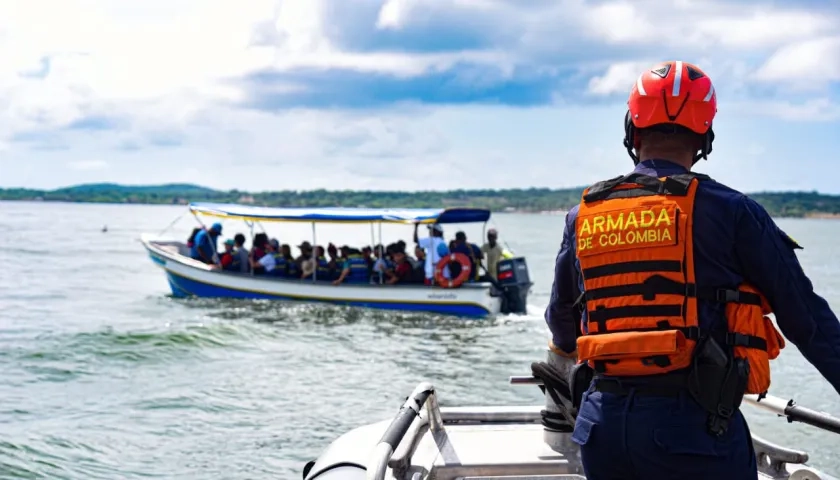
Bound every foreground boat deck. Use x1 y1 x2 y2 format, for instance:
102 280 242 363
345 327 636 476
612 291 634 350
306 403 837 480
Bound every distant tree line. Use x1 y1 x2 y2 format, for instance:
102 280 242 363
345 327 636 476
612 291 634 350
1 183 839 218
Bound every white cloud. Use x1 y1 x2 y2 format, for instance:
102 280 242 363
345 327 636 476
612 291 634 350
587 61 652 96
693 9 837 49
582 2 653 44
732 98 840 122
0 0 837 192
756 36 840 88
376 0 415 30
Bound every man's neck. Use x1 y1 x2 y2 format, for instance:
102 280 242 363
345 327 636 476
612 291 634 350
638 155 693 170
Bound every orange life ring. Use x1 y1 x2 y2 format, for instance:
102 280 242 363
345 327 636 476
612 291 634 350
434 252 472 288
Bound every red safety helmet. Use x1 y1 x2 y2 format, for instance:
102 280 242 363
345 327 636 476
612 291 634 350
623 60 717 165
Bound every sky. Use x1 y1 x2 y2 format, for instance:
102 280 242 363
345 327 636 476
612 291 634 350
0 0 839 193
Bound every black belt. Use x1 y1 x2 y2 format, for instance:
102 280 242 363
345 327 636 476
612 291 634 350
592 372 689 397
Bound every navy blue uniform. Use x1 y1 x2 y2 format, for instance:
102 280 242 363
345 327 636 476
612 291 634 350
545 159 840 479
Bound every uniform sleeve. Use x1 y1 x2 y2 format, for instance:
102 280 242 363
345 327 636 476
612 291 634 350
544 206 582 354
735 196 840 395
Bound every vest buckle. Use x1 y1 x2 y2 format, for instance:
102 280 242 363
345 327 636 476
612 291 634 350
715 289 740 303
725 332 749 347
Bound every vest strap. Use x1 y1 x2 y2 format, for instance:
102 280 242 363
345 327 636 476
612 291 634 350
583 173 709 203
588 304 684 324
582 260 682 280
723 332 767 351
583 274 763 305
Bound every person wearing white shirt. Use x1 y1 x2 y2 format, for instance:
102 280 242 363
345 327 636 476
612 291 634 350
251 239 279 274
413 223 450 285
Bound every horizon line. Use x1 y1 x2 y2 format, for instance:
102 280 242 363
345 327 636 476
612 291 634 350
2 182 839 197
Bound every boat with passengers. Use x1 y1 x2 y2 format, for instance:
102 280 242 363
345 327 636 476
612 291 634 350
302 349 840 480
141 202 533 317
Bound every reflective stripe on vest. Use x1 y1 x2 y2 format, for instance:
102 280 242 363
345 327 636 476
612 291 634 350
287 257 300 277
346 254 369 282
316 256 331 279
272 253 288 276
573 172 785 393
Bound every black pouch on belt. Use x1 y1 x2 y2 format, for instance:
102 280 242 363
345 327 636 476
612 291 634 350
688 334 750 437
569 362 594 411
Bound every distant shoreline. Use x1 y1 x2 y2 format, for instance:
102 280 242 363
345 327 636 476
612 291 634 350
3 198 839 220
2 182 840 219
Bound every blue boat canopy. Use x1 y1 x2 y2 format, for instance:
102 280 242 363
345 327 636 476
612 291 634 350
188 202 492 224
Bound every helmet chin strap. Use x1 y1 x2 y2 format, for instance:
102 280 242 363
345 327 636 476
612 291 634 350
623 110 715 166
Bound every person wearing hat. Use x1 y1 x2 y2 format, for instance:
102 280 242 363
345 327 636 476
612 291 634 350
190 222 223 264
412 222 449 285
296 241 316 279
218 238 239 271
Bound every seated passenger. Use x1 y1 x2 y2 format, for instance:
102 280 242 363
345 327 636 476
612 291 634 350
296 241 315 279
405 245 419 269
332 247 369 285
371 244 394 283
361 246 374 277
304 245 334 281
410 245 426 283
275 244 295 278
251 233 269 262
233 233 250 273
450 231 483 282
385 249 412 284
251 239 278 275
219 239 240 271
190 223 223 264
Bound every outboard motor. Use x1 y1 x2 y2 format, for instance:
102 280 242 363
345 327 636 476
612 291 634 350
497 257 533 314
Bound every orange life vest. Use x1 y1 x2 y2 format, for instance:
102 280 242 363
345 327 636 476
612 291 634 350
573 172 785 394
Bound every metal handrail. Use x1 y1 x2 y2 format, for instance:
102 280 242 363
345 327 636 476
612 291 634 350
511 374 840 435
366 382 438 480
744 394 840 435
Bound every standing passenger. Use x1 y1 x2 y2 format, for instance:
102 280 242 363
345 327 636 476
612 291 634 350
480 228 504 280
190 223 222 264
413 223 446 285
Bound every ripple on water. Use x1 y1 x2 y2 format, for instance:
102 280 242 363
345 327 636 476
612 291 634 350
2 205 840 479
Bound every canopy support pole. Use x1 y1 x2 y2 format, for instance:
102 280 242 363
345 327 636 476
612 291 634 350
312 222 317 282
369 223 375 249
157 211 186 237
246 220 255 276
378 221 384 284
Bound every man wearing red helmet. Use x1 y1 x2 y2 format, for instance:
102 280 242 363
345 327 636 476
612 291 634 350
545 61 840 479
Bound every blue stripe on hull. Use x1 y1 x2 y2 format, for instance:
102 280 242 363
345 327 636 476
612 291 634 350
164 271 491 317
148 252 167 267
